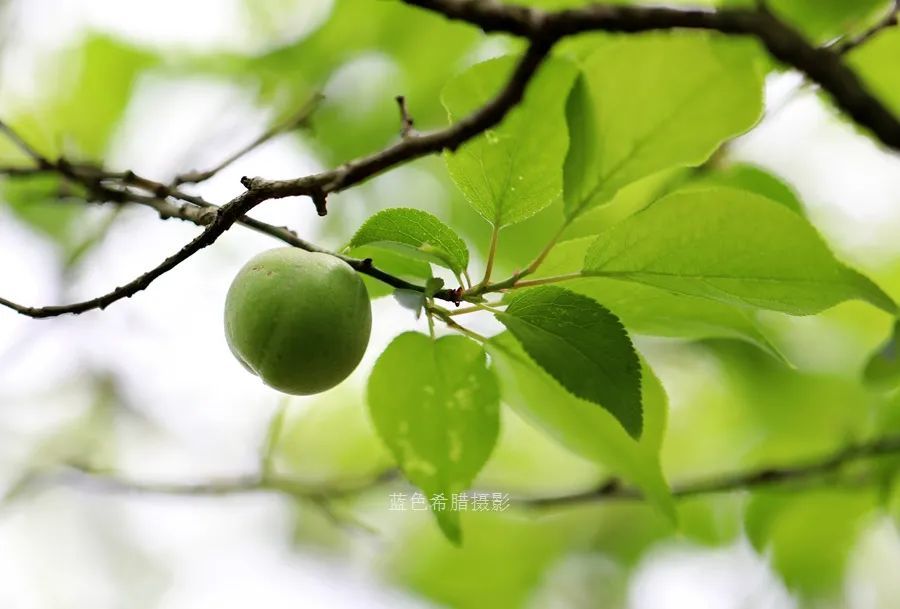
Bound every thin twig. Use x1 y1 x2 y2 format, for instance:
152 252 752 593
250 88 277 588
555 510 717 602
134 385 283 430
511 272 582 290
403 0 900 151
834 1 900 55
478 224 500 288
0 120 51 165
395 95 416 138
172 92 325 186
43 435 900 509
429 305 491 342
5 0 900 317
0 42 552 317
525 434 900 508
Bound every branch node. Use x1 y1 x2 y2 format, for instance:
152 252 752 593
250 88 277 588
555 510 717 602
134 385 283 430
311 189 328 216
452 287 464 305
395 95 416 138
196 208 219 225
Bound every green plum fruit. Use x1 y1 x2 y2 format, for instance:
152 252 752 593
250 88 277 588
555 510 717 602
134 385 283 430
224 247 372 395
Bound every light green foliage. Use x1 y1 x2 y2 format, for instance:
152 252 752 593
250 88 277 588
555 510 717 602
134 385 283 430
683 163 805 215
864 320 900 390
389 510 588 609
850 29 900 117
368 333 500 543
160 0 477 172
475 406 604 495
265 391 393 483
442 56 577 227
1 35 155 244
227 0 480 164
348 208 469 274
746 489 877 595
487 334 673 518
496 286 644 438
1 175 81 244
8 0 900 601
2 35 157 160
583 188 896 315
536 237 784 358
563 169 687 240
769 0 892 42
563 34 764 217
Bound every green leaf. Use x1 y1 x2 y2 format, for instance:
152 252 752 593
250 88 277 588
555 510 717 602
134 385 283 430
684 163 805 215
348 244 432 300
442 55 577 227
864 319 900 391
2 174 81 243
583 188 896 315
769 0 891 43
390 510 584 609
348 208 469 274
564 34 764 217
745 489 876 596
536 237 785 360
496 286 643 438
849 29 900 118
393 289 427 318
486 333 673 518
368 332 500 544
0 35 158 160
267 388 392 483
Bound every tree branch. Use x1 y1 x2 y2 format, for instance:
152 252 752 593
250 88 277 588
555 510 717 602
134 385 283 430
172 92 324 186
403 0 900 152
42 435 900 510
526 434 900 508
0 41 550 317
4 0 900 317
241 40 553 195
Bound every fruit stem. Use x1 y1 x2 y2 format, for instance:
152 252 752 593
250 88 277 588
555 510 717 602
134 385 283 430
428 305 489 343
478 224 500 288
512 272 583 289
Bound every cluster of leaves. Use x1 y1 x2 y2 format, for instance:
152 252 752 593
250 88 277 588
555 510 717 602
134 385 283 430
344 29 899 550
5 0 900 605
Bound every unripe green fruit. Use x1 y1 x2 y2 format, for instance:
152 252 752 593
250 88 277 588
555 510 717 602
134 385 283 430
224 247 372 395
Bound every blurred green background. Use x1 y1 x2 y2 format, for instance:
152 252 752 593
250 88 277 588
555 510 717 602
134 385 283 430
2 0 900 608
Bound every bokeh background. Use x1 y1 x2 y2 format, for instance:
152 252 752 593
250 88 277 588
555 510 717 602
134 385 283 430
2 0 900 607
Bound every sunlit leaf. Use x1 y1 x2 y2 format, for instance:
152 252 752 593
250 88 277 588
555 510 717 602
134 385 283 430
442 55 577 227
368 332 500 543
746 489 877 596
849 29 900 118
349 208 469 274
536 237 785 359
564 33 764 217
583 188 896 315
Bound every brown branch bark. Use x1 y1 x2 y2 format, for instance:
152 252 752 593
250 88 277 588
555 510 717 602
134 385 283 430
0 42 548 317
403 0 900 152
3 0 900 317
